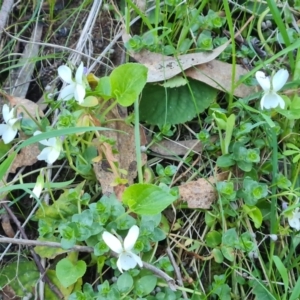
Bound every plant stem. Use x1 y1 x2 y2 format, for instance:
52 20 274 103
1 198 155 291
257 8 273 56
223 0 236 113
134 98 143 183
268 126 278 278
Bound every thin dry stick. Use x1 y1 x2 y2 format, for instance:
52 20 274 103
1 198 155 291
0 0 14 42
3 29 111 68
171 151 201 186
69 0 103 64
166 247 188 299
0 236 94 252
142 261 177 291
0 236 178 290
1 201 64 300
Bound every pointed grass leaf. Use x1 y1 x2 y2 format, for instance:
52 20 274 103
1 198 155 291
110 63 148 106
140 79 217 125
273 256 288 296
122 183 178 215
56 258 86 288
290 276 300 300
0 151 17 182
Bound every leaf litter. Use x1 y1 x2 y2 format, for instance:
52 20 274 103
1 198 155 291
93 103 147 198
123 17 255 97
179 172 228 209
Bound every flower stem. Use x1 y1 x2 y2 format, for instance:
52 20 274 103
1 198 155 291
134 98 143 184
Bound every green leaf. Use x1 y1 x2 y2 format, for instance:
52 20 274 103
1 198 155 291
275 173 292 190
243 205 263 229
135 275 157 296
212 274 231 300
35 193 77 220
197 30 213 50
206 231 222 247
110 63 148 106
122 183 177 215
0 140 11 157
0 151 17 182
17 126 113 151
35 236 67 259
45 269 77 299
35 182 84 220
95 76 112 100
273 256 288 296
250 279 276 300
212 248 224 263
216 154 235 167
140 79 217 125
94 241 109 256
0 259 39 297
220 245 235 261
224 114 235 154
282 150 298 156
117 273 133 293
80 96 99 107
237 160 253 172
290 276 300 300
56 258 86 288
160 76 188 88
222 228 239 247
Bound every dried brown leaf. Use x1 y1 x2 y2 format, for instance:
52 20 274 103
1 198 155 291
1 213 15 238
93 104 147 196
179 173 228 209
123 33 230 82
185 60 256 98
10 144 40 173
7 95 44 118
150 139 202 156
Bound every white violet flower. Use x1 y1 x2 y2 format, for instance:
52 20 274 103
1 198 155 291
58 62 86 104
0 104 20 144
30 171 44 198
34 131 63 165
288 207 300 231
255 69 289 110
102 225 143 273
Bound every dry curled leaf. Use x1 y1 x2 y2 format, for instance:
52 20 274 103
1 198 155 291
185 60 256 98
123 33 230 82
179 173 228 209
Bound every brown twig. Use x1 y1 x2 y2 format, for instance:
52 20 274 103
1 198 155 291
166 247 188 298
0 236 94 252
1 201 64 300
142 261 177 291
0 235 178 291
0 0 14 42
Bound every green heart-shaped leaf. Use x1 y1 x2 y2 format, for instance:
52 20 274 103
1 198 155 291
56 258 86 288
